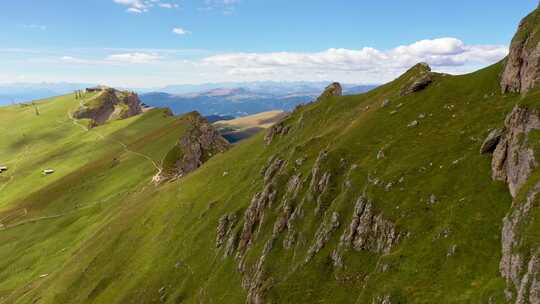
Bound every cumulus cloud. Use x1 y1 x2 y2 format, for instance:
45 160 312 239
60 52 161 65
172 27 191 35
113 0 179 13
53 38 508 86
201 38 508 81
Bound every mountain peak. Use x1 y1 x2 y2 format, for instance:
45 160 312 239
399 62 433 96
316 82 342 101
72 87 143 127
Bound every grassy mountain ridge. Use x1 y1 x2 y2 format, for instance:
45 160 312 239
0 59 525 303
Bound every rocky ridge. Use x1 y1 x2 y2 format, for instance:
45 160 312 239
501 7 540 94
155 112 230 182
72 87 143 127
490 10 540 301
264 82 342 146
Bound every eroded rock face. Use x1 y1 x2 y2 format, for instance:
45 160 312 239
156 112 229 182
214 150 402 303
500 183 540 303
400 63 433 96
501 8 540 94
492 106 540 197
491 104 540 302
216 213 237 249
305 212 340 262
317 82 343 100
72 88 143 127
264 122 290 146
340 196 400 255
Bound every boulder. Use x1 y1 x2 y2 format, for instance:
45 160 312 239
480 128 504 154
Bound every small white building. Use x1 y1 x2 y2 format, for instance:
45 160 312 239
0 166 7 172
43 169 55 175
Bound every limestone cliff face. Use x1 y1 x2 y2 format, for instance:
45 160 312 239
490 105 540 302
500 184 540 304
156 112 229 182
492 106 540 197
72 88 143 127
501 7 540 94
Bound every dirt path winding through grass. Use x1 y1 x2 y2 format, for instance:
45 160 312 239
67 95 162 172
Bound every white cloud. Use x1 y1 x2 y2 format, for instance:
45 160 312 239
29 37 508 87
172 27 191 35
113 0 179 13
201 38 508 81
60 52 162 65
106 52 162 64
159 3 179 9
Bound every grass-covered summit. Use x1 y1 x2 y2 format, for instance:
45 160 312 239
72 87 144 128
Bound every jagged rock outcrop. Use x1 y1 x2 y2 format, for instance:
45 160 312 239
500 183 540 303
156 112 229 182
491 104 540 302
72 87 142 127
214 149 403 302
340 196 400 254
331 196 401 269
400 63 433 96
480 128 504 154
216 213 238 249
372 295 392 304
305 212 340 262
501 7 540 94
317 82 343 101
264 122 290 145
309 150 333 214
492 106 540 197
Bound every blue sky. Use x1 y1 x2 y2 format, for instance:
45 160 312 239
0 0 537 87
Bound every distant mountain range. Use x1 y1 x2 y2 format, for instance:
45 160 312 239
142 81 378 95
139 84 377 116
0 82 94 105
0 81 377 117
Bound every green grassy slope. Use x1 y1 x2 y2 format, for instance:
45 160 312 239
0 60 527 303
0 93 197 303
